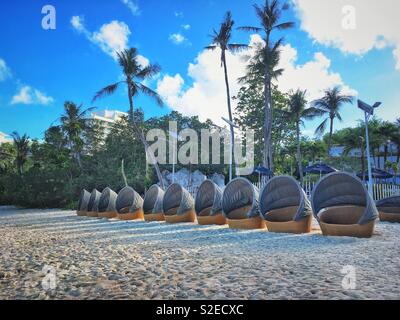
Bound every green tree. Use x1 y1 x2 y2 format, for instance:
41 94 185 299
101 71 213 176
313 87 354 155
283 89 321 183
206 11 248 179
239 0 294 169
10 132 30 175
59 101 93 168
93 48 165 188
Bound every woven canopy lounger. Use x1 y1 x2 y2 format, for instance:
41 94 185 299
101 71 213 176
86 189 101 217
311 172 378 238
195 180 226 225
259 176 313 234
143 185 165 222
376 195 400 223
163 183 196 224
116 186 144 221
222 178 265 229
97 187 118 219
77 189 90 216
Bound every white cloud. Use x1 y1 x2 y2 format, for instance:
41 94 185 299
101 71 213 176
121 0 141 16
174 11 183 18
293 0 400 70
169 33 186 45
70 16 149 67
182 24 191 30
277 44 358 100
0 58 11 81
92 21 131 60
11 86 54 106
0 132 12 144
157 34 356 125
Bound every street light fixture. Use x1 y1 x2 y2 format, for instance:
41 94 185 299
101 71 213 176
221 117 239 182
357 99 382 197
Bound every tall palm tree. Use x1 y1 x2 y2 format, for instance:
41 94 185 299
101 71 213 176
283 89 321 184
239 0 294 170
313 87 354 155
59 101 93 167
341 126 366 180
93 48 165 188
10 132 30 175
205 11 248 180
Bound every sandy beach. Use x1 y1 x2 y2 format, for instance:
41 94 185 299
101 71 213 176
0 205 399 300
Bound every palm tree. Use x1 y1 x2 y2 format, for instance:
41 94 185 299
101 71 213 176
377 121 398 167
10 132 30 175
313 87 354 155
93 48 165 188
341 126 366 180
283 89 321 184
205 11 248 180
239 0 294 170
59 101 93 167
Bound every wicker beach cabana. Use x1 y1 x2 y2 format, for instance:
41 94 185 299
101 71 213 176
97 187 118 219
376 195 400 223
77 189 91 216
143 185 165 221
195 180 226 225
222 178 265 229
163 183 196 223
259 176 313 234
116 186 144 221
86 189 101 217
311 172 378 238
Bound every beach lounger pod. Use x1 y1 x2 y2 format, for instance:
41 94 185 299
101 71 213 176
311 172 378 238
222 178 265 230
163 183 196 223
116 186 144 221
195 180 226 225
259 176 313 234
77 189 90 216
86 189 101 217
143 185 165 221
97 187 118 219
376 196 400 223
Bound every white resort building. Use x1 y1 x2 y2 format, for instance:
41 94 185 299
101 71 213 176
90 110 128 135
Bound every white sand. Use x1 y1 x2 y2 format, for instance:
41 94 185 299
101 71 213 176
0 206 399 300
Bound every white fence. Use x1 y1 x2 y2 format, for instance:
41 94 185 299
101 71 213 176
188 181 400 201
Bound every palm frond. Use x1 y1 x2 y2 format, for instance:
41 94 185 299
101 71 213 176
136 64 161 80
315 118 329 136
137 83 164 107
92 82 123 102
227 44 249 53
237 26 262 33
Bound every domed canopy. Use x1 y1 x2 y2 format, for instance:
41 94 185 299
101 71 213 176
116 186 143 214
259 176 312 221
163 183 194 215
143 185 165 214
195 180 223 216
311 172 378 225
78 189 91 212
87 189 101 212
98 187 117 213
376 195 400 208
222 178 259 219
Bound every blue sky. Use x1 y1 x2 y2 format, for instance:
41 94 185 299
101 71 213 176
0 0 399 140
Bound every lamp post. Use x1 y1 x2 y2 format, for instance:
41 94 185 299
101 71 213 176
221 117 239 182
357 100 382 197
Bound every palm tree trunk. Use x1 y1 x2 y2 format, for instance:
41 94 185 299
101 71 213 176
296 121 303 185
327 117 334 156
222 53 235 179
263 72 272 169
127 84 165 189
